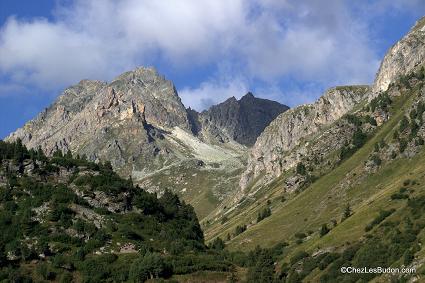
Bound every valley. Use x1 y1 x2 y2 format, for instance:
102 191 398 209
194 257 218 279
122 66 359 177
1 14 425 283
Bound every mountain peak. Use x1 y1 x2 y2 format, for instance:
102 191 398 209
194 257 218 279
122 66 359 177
241 92 255 100
373 15 425 93
112 66 162 84
197 93 289 146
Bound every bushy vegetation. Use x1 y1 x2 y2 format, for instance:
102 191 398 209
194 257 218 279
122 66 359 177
257 207 272 223
296 162 307 175
369 92 392 112
364 209 396 232
339 129 368 162
0 140 218 282
234 224 247 236
275 194 425 283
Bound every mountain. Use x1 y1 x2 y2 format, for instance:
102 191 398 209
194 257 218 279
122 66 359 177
236 16 425 198
199 16 425 282
6 67 190 172
373 17 425 94
0 140 240 282
205 66 425 281
4 14 425 283
192 93 289 146
239 85 370 192
5 68 288 220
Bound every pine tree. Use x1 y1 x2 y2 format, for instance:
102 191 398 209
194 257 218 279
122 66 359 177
342 204 352 221
296 162 307 175
320 224 330 237
246 249 275 283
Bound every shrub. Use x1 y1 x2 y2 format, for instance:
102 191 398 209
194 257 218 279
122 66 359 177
320 224 330 237
346 114 362 126
365 209 396 232
209 238 225 250
129 253 172 282
371 155 382 166
296 163 307 175
399 116 409 132
368 116 377 126
257 207 272 223
369 92 392 112
234 225 247 236
342 204 352 220
399 139 408 153
352 130 367 148
246 249 274 283
290 251 309 265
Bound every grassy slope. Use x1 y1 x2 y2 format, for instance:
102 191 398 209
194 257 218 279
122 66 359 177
138 160 244 220
208 88 420 254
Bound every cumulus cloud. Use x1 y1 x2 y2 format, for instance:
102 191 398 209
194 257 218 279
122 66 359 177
0 0 409 108
239 0 380 84
180 76 249 111
0 0 247 89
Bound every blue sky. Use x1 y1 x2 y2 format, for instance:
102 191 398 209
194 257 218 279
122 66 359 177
0 0 424 139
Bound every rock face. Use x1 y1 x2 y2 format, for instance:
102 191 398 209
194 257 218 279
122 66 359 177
373 17 425 93
193 93 289 146
6 67 289 219
6 67 192 174
239 86 370 190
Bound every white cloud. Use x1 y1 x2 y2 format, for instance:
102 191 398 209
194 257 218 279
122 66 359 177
0 0 404 108
179 76 249 111
0 0 247 89
239 0 380 84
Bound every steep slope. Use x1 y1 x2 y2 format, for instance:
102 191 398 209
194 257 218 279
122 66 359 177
5 67 248 220
238 15 425 198
373 16 425 93
6 68 289 221
198 17 425 282
6 67 191 172
203 63 425 282
194 93 289 146
0 140 208 282
239 85 370 192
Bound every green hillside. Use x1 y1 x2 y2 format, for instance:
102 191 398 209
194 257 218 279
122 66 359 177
0 141 239 282
201 68 425 281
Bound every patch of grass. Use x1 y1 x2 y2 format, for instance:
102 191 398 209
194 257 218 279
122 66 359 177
220 91 416 251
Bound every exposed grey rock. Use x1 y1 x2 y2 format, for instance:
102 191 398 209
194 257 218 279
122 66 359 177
194 93 289 146
373 17 425 94
239 86 370 190
70 203 105 229
5 67 265 220
6 67 194 176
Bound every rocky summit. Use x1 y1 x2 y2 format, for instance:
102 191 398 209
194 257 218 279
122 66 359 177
192 93 289 146
373 17 425 94
7 67 190 175
6 67 288 219
239 85 371 192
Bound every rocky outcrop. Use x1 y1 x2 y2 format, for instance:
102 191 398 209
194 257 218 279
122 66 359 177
5 67 258 219
239 86 370 190
194 93 289 146
373 17 425 94
6 67 192 175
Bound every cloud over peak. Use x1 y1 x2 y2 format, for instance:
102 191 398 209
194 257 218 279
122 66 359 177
0 0 420 108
